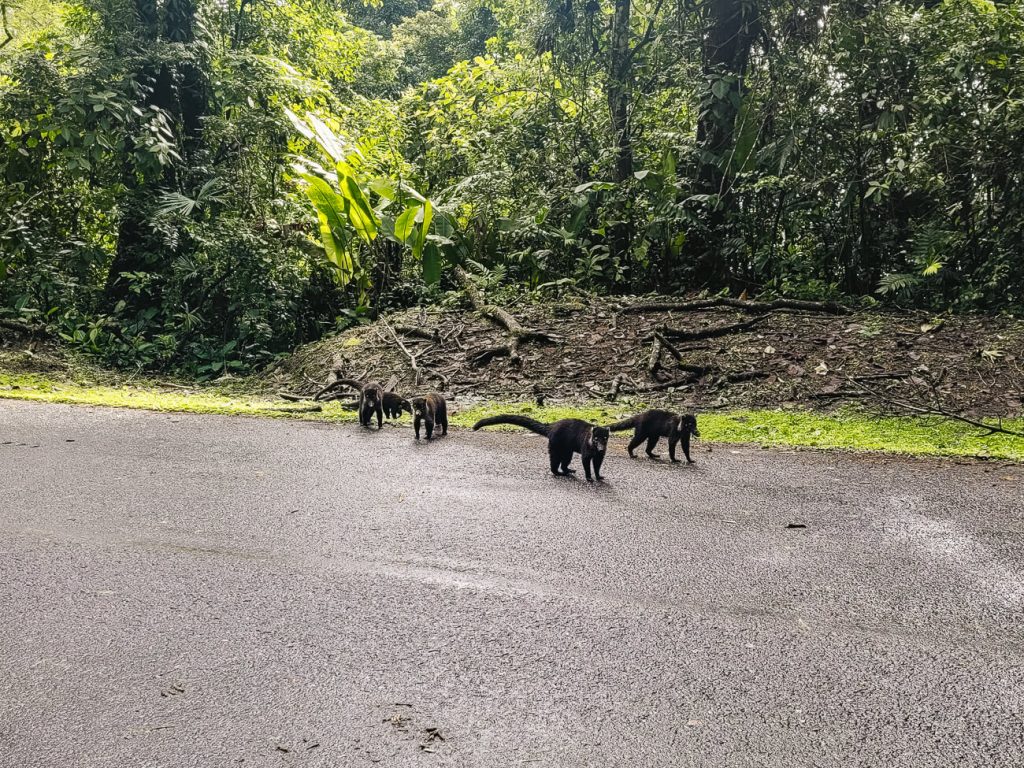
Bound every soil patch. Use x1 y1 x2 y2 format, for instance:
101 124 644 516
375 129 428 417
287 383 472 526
266 297 1024 419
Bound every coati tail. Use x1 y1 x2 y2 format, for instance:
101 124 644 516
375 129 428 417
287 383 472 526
605 415 641 432
472 415 551 436
334 378 365 391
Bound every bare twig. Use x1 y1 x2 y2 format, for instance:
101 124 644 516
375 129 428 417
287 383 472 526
383 323 423 386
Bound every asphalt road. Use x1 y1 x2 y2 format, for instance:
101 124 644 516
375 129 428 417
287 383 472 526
1 401 1023 767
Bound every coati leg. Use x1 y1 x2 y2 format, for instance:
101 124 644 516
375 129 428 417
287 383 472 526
440 414 448 436
414 414 422 440
669 435 679 463
560 458 575 474
645 435 661 459
425 418 434 440
375 403 383 430
627 433 645 458
681 433 694 463
582 455 593 482
592 452 605 481
549 452 562 476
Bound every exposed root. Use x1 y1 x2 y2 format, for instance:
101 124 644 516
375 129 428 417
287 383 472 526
620 296 851 316
454 266 562 366
658 316 769 342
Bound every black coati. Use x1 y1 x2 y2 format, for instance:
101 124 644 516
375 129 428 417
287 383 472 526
336 379 385 429
473 415 610 481
382 392 412 419
606 410 699 463
412 393 448 440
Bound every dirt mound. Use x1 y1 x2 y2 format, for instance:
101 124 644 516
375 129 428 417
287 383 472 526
265 297 1024 418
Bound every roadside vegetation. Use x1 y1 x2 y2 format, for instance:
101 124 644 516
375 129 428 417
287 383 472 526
1 0 1022 458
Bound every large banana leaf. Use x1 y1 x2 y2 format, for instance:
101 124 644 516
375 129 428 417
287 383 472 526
302 174 354 285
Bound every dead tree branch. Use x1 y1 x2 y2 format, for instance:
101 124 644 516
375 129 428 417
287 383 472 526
848 378 1024 438
657 315 770 342
619 296 850 316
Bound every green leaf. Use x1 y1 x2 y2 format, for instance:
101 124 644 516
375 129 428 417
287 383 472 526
413 200 433 260
394 205 418 243
339 172 378 243
302 174 354 285
422 242 441 285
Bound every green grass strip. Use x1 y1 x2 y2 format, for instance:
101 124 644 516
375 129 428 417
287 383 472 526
2 372 1021 461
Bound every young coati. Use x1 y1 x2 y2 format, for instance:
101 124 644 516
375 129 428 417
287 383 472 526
336 379 385 429
473 415 610 481
412 393 448 440
382 392 412 419
606 410 699 464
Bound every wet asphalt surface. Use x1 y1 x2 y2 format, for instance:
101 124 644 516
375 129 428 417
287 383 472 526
1 400 1023 767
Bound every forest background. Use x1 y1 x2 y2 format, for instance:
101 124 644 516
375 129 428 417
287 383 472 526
1 0 1022 377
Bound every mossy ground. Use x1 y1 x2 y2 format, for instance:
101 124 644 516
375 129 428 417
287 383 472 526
2 371 1022 462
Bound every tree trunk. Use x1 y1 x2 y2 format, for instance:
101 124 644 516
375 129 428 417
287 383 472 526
693 0 760 288
607 0 634 262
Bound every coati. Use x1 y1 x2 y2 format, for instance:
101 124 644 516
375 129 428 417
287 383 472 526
473 415 610 481
412 393 448 440
606 410 699 464
336 379 385 429
382 392 412 419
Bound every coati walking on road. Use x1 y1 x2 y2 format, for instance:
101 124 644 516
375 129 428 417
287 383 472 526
473 415 610 481
607 410 699 463
412 393 448 440
382 392 412 419
336 379 385 429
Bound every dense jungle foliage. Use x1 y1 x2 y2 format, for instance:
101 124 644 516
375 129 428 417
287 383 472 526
1 0 1022 373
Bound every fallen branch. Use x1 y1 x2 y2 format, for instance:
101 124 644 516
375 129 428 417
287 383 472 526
608 373 631 400
722 370 771 384
851 371 912 382
657 315 769 342
848 378 1024 438
469 345 513 368
619 296 851 316
0 318 43 334
632 373 702 393
278 391 313 402
647 336 663 379
393 324 440 342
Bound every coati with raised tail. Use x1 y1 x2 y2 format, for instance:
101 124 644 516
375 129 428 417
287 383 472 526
336 379 385 429
412 393 448 440
382 392 412 419
473 415 610 481
606 410 699 463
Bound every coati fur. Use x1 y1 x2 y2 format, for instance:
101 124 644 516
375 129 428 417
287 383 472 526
412 393 448 440
336 378 385 429
606 410 699 463
473 415 610 481
382 392 412 419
